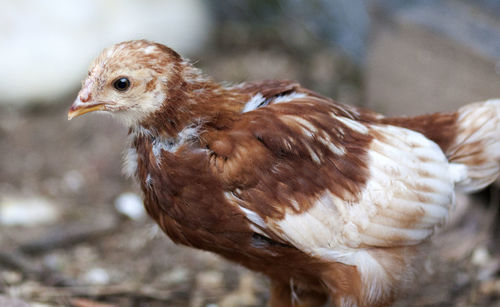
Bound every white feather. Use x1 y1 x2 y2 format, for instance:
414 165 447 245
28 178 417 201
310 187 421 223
336 116 369 134
239 206 267 230
151 124 201 164
122 147 138 177
272 92 307 104
242 93 265 113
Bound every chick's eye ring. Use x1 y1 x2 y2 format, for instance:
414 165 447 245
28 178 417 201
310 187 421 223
113 77 130 91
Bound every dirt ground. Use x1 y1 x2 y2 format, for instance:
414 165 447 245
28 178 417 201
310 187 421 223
0 45 500 306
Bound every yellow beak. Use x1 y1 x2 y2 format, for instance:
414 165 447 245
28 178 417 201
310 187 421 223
68 99 105 120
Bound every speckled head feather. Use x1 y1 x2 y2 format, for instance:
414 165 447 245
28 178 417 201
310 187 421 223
69 40 246 135
69 40 183 126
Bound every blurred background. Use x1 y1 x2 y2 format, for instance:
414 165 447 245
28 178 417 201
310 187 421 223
0 0 499 306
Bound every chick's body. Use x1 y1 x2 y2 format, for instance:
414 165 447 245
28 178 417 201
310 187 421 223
69 40 500 307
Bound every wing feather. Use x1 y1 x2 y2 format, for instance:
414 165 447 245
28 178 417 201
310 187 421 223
268 124 455 254
207 83 455 257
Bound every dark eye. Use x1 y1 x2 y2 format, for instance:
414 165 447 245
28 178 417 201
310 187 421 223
113 77 130 91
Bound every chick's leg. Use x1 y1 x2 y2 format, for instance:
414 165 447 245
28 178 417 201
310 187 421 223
269 279 328 307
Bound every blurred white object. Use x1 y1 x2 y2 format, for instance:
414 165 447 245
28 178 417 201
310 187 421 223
0 195 60 226
82 267 110 285
114 192 145 220
472 247 491 267
62 169 85 192
0 0 212 105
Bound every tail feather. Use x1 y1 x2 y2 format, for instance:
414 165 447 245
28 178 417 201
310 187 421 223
447 99 500 192
383 99 500 193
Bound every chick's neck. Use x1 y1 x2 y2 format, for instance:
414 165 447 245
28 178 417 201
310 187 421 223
137 64 248 138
